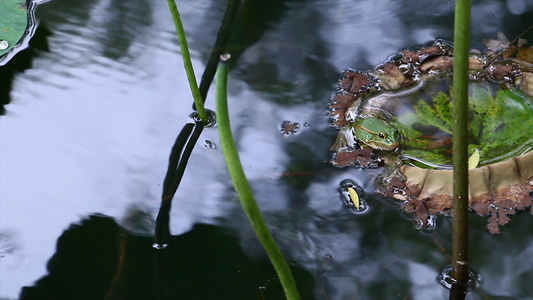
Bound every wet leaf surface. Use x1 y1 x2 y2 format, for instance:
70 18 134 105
0 0 28 57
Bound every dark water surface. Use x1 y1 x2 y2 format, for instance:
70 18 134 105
1 0 533 299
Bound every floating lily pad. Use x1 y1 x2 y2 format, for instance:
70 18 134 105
0 0 30 60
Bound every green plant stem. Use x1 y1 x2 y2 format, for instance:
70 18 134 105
167 0 208 125
451 0 471 298
215 56 300 300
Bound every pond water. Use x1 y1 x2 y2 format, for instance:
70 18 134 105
1 0 533 299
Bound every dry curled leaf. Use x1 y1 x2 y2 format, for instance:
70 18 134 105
377 62 412 90
483 31 511 53
401 45 442 63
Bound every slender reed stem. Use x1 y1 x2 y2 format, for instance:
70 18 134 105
167 0 208 125
451 0 471 298
215 55 300 300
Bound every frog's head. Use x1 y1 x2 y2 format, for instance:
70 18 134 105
352 117 399 151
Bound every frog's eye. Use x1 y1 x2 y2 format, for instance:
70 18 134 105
378 133 386 139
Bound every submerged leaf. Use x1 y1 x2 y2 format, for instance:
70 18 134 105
397 83 533 168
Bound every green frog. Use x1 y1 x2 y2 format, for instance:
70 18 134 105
352 117 399 150
332 116 399 151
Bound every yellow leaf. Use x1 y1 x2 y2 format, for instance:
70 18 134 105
468 149 480 169
347 187 360 210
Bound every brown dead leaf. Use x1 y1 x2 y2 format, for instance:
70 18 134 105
330 93 362 127
415 202 429 228
389 176 405 190
497 209 511 226
502 45 517 59
401 45 441 63
330 110 347 127
468 57 485 70
401 50 419 63
490 64 513 80
483 32 511 53
340 77 353 91
332 151 360 167
331 147 378 168
517 46 533 63
487 207 500 234
420 56 454 73
333 94 357 108
378 62 412 90
470 201 490 216
342 71 370 93
401 201 415 213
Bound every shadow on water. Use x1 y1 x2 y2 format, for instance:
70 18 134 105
1 0 533 299
18 215 316 300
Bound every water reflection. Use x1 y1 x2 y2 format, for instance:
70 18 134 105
96 0 153 59
1 0 532 299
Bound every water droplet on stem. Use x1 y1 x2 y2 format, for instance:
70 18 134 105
437 264 482 291
189 109 216 127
